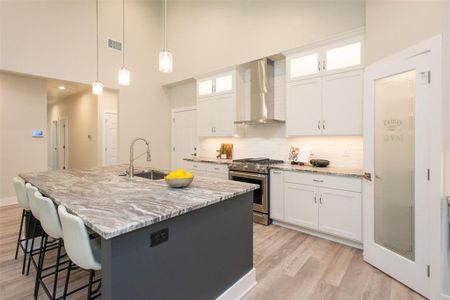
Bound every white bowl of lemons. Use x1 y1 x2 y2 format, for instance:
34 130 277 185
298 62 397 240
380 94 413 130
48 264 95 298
164 168 194 188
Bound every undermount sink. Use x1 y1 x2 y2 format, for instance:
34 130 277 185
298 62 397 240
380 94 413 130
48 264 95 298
134 170 167 180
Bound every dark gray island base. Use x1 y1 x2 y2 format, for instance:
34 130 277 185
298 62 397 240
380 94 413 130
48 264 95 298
102 192 253 300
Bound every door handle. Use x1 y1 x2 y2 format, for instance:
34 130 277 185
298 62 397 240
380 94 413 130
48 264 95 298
319 194 322 204
314 194 317 204
317 120 321 130
318 61 321 72
313 179 323 183
322 120 325 130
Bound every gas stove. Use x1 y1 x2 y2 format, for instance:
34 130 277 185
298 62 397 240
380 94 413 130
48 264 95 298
229 157 284 174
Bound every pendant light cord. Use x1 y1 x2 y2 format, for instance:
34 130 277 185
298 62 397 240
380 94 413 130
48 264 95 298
122 0 125 67
96 0 99 81
164 0 167 50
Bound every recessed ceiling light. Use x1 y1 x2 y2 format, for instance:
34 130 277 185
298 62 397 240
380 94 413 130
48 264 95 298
58 86 66 90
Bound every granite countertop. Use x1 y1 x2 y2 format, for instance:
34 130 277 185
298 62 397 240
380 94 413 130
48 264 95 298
184 156 233 165
20 165 258 240
270 163 364 178
185 156 364 178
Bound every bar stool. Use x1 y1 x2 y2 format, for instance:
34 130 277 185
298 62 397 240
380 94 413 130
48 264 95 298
34 192 68 300
58 205 102 299
12 177 32 274
25 183 42 276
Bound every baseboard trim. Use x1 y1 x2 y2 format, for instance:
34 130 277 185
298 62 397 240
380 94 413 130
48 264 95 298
273 220 363 250
216 268 257 300
0 196 17 207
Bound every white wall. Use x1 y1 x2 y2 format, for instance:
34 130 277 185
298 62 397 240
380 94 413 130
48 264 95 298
163 0 365 85
0 0 171 171
0 72 48 201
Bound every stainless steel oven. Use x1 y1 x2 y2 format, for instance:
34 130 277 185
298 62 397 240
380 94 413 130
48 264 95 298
229 170 269 224
229 158 283 225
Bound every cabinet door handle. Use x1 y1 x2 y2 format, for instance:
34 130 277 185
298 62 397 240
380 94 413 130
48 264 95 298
322 120 325 130
273 171 282 174
319 194 322 204
317 120 321 130
314 194 317 204
313 179 324 183
318 61 321 71
323 60 326 71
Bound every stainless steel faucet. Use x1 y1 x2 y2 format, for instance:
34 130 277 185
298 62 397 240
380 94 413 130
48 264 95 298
128 138 151 178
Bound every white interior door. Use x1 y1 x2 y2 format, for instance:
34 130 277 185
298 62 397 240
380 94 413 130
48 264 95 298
172 108 197 170
58 118 68 170
363 50 431 297
104 112 118 166
50 120 59 170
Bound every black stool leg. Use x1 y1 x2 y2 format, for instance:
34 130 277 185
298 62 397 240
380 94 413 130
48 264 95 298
62 261 72 300
52 239 63 299
21 211 32 274
34 233 47 299
26 216 37 276
15 209 25 259
87 270 94 300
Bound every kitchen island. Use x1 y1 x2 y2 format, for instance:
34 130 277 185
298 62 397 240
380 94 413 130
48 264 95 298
20 165 258 300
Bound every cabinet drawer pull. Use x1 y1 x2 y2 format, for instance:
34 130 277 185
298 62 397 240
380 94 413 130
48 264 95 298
273 171 282 174
313 179 324 183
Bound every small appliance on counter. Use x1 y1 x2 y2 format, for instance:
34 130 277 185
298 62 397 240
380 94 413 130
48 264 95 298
289 146 311 165
310 159 330 168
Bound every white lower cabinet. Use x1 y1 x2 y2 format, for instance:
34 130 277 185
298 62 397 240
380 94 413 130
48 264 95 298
318 187 362 241
270 170 362 243
284 183 318 230
269 170 284 220
184 161 229 179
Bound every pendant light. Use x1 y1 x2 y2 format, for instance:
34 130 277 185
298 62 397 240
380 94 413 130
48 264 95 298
118 0 130 86
159 0 173 73
92 0 103 95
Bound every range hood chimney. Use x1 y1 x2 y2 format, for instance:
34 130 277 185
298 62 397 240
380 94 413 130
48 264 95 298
235 58 285 125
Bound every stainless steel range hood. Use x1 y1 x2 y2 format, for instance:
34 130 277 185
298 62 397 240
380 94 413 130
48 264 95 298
234 58 285 125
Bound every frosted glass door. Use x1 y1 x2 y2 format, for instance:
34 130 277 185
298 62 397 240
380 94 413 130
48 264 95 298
289 52 320 79
374 70 416 261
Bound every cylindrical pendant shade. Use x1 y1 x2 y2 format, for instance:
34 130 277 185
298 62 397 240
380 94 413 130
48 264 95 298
118 67 131 86
159 50 173 73
92 81 103 95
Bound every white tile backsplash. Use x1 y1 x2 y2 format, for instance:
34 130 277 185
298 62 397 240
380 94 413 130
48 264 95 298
197 124 363 169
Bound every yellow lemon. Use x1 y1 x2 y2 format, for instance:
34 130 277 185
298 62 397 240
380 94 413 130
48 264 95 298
185 172 193 179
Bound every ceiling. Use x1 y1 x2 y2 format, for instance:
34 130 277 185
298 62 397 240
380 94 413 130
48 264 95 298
47 78 89 104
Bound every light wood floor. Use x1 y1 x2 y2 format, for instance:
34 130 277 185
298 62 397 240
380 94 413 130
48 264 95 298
0 205 424 300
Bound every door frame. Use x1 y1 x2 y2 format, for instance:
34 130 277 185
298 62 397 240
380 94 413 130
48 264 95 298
363 35 443 299
171 106 197 170
58 116 69 170
102 110 119 166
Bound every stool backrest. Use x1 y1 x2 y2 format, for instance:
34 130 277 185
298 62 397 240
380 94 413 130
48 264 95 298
34 192 62 239
12 177 30 211
25 183 40 220
58 205 100 270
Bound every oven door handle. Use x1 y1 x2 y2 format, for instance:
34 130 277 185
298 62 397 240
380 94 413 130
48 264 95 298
229 171 267 180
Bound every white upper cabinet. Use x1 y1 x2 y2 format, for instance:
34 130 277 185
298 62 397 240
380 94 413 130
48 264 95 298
322 70 363 135
288 51 320 80
197 71 235 98
325 41 362 72
198 79 213 96
285 34 364 136
286 35 363 82
196 69 242 137
286 78 322 136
